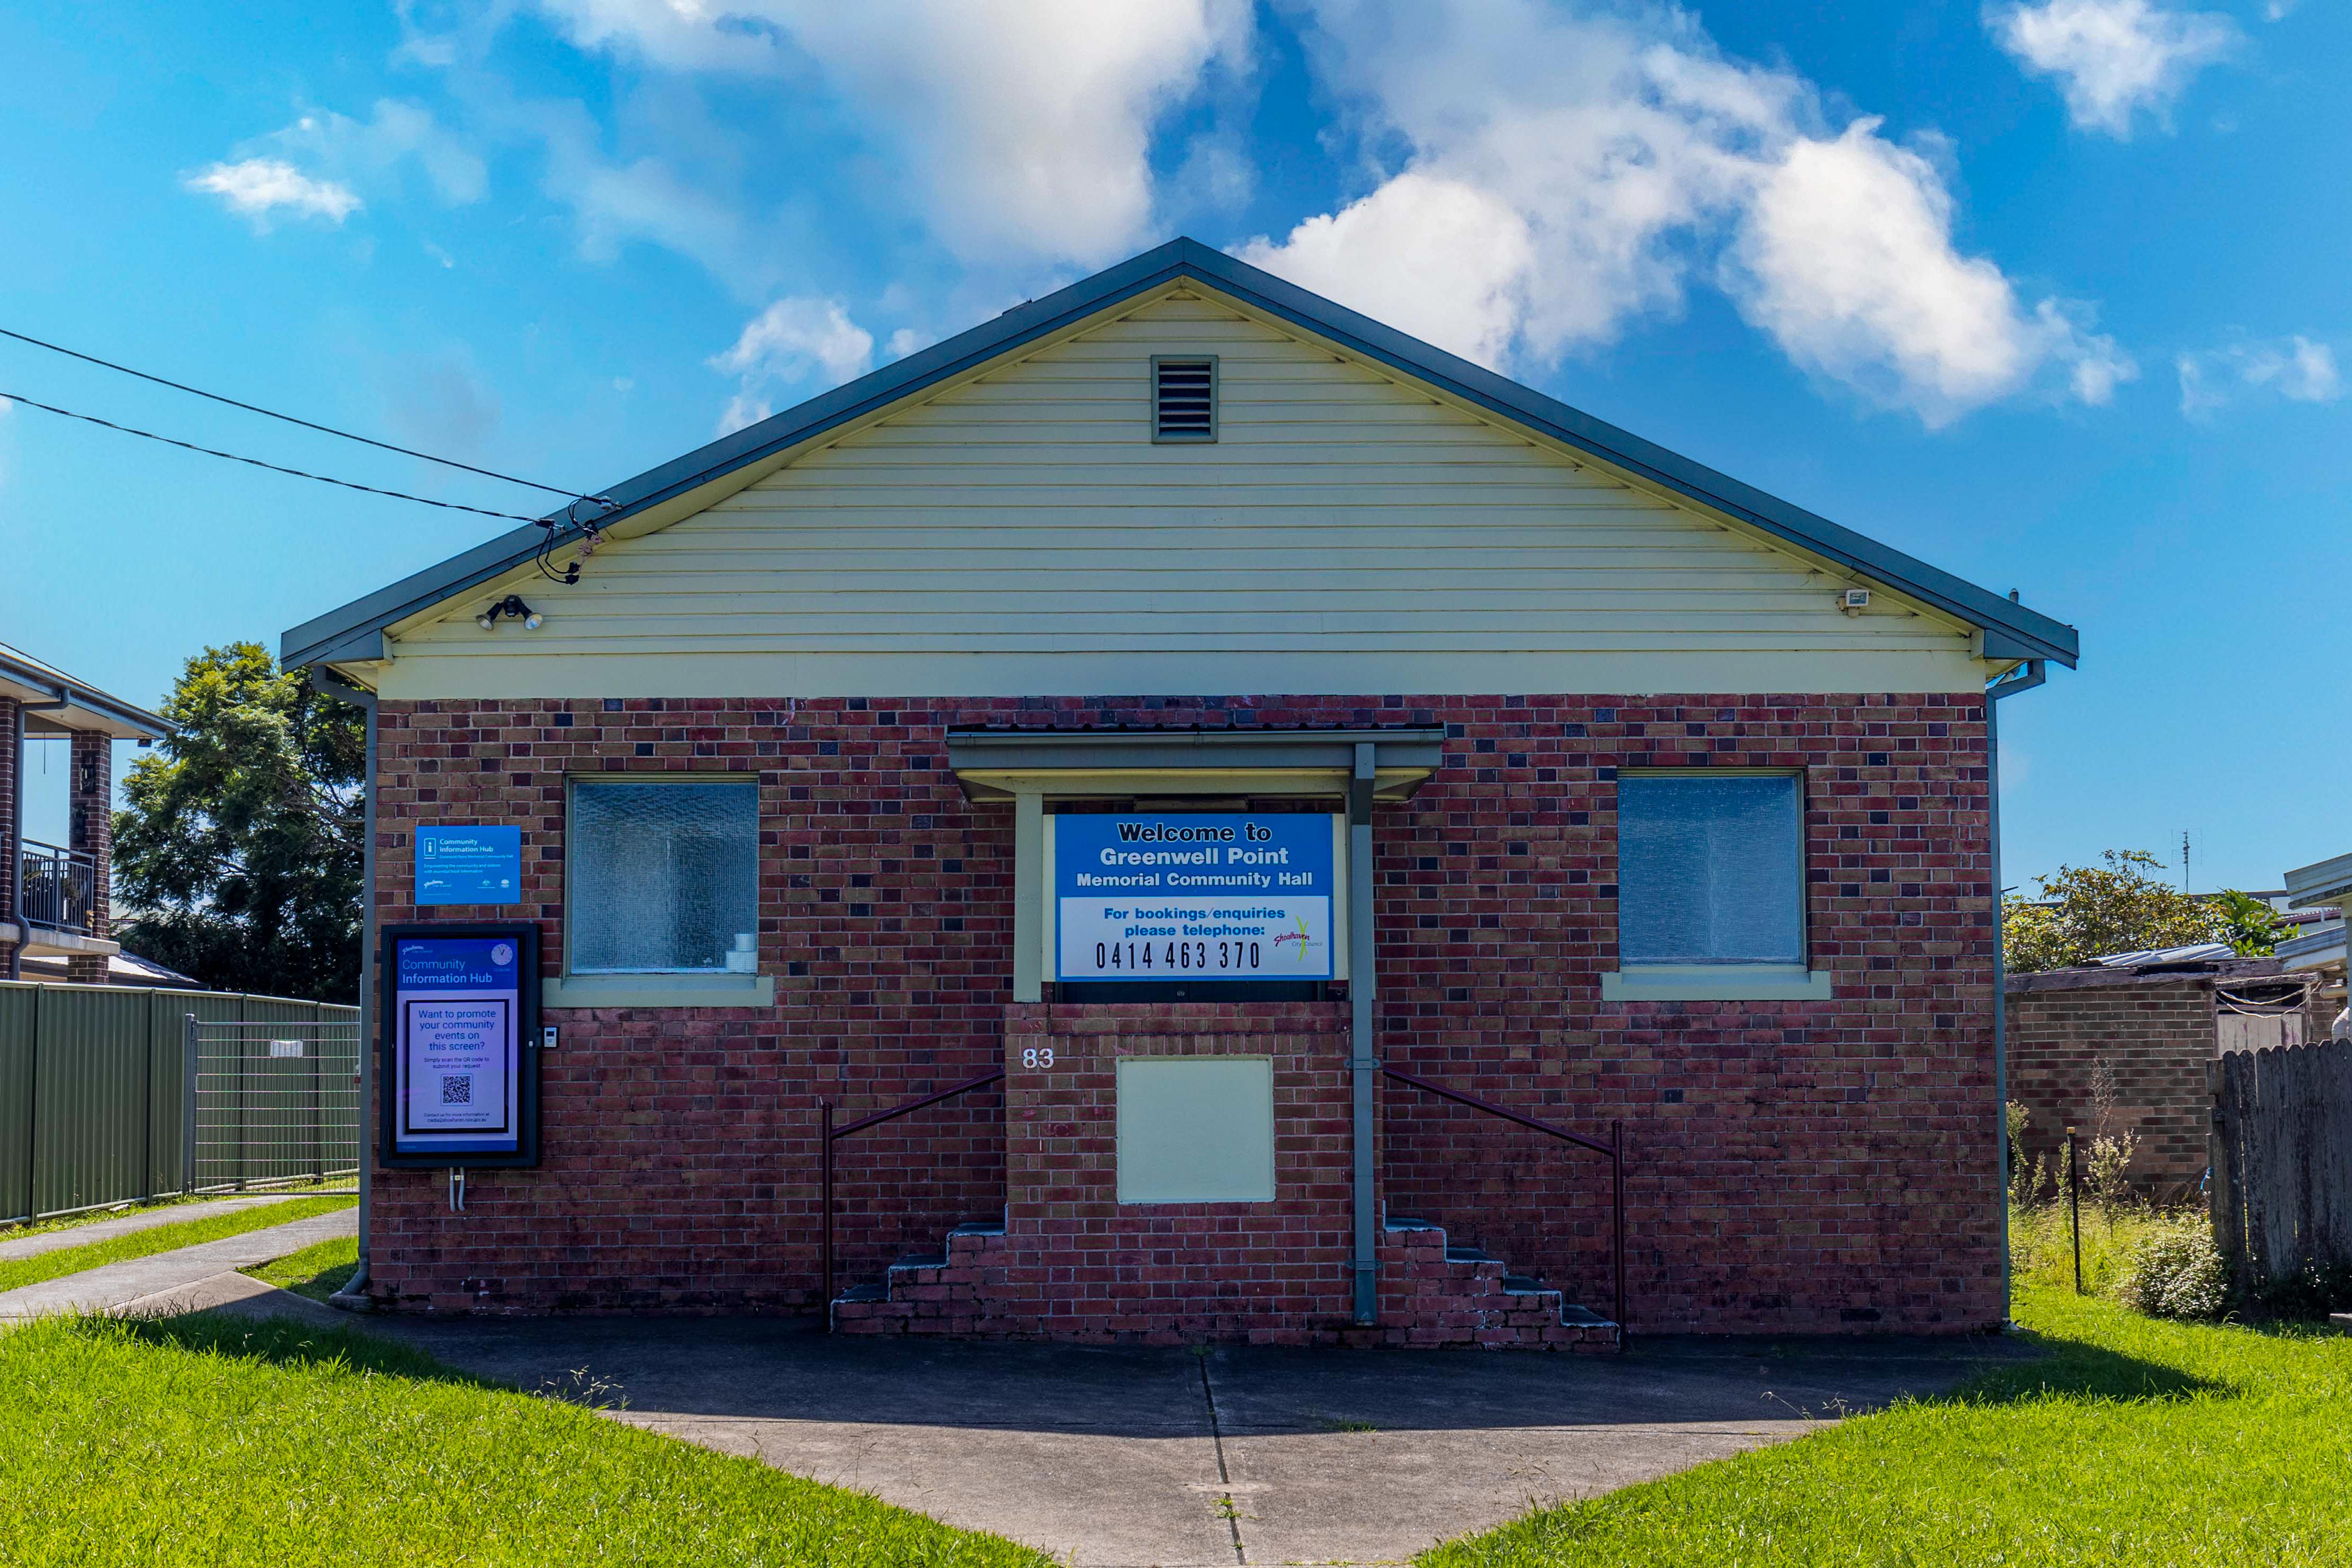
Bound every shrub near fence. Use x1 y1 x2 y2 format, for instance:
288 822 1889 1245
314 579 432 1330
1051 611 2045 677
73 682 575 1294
2210 1038 2352 1305
0 980 359 1224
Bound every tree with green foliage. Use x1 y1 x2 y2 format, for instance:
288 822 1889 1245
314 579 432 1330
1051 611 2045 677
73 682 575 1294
111 644 364 1001
2208 888 2293 957
2003 849 2217 973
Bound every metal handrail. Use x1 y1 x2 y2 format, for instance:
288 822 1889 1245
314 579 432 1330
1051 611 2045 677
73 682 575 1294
1381 1064 1628 1331
19 838 96 933
818 1067 1005 1318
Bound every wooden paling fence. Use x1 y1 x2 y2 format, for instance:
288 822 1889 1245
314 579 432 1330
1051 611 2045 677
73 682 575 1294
2209 1039 2352 1293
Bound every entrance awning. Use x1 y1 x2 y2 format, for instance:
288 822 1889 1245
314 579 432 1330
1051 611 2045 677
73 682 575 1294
944 725 1447 802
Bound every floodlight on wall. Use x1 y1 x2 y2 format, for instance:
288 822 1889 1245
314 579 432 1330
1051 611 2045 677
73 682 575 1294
475 594 543 631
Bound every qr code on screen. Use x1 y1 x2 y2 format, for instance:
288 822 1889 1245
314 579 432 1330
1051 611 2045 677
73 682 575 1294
441 1075 474 1106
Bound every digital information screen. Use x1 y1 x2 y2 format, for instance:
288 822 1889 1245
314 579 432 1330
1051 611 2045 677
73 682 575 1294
1052 813 1337 983
379 922 540 1167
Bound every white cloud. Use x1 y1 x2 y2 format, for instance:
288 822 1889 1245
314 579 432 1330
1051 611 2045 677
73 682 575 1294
710 296 875 434
1986 0 2238 137
534 0 1252 265
1731 122 2134 425
1241 174 1534 369
183 158 363 226
282 99 489 205
2178 335 2342 419
1242 0 2128 427
187 99 485 236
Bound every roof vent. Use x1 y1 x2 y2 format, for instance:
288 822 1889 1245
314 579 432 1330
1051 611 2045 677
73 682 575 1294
1152 357 1217 443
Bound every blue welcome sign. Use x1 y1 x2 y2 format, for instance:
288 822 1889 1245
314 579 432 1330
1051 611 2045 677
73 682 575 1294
1053 813 1337 982
415 825 523 906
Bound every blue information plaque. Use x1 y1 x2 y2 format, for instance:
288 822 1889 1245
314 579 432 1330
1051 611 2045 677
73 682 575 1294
415 825 523 906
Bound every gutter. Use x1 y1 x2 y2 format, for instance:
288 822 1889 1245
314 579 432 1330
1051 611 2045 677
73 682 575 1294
7 684 72 982
311 667 377 1307
1985 657 2047 1325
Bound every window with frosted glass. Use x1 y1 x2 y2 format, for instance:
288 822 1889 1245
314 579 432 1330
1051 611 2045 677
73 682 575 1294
567 781 759 973
1616 774 1804 965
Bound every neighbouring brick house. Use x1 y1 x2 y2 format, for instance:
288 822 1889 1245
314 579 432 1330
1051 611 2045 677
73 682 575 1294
0 641 169 984
282 239 2078 1344
2005 957 2314 1201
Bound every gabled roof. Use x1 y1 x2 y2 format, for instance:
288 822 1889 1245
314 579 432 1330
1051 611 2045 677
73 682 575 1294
281 237 2079 675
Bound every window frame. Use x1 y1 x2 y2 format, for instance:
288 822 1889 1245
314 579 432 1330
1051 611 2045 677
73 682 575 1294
561 773 762 980
1603 767 1829 1002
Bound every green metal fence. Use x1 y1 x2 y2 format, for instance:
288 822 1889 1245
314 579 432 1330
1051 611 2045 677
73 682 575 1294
0 980 360 1224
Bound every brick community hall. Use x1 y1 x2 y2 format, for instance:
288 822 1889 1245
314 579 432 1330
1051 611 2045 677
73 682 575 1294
283 239 2078 1347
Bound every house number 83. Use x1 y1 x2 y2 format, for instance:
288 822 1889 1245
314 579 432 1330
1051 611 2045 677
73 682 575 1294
1021 1048 1055 1069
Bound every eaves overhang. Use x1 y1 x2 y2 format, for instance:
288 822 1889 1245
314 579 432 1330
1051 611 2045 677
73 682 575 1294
280 237 2080 676
945 724 1448 803
0 644 170 740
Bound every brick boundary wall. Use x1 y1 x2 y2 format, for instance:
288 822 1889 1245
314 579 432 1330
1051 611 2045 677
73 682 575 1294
362 690 2000 1335
2004 973 2221 1200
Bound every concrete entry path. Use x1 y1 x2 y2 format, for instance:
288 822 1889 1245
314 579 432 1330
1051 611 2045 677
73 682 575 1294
0 1208 356 1321
357 1314 2036 1567
0 1193 346 1263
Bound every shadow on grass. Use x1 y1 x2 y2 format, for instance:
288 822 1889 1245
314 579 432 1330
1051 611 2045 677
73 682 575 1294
88 1311 511 1391
1939 1331 2227 1406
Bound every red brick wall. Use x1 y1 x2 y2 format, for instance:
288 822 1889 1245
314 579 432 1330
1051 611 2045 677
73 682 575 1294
989 1001 1351 1343
363 690 1999 1334
2004 975 2216 1200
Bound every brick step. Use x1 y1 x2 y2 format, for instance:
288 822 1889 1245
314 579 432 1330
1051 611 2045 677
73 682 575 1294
1379 1213 1617 1351
833 1211 1618 1351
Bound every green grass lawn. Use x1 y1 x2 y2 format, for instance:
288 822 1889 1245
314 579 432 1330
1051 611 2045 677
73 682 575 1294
0 1181 358 1249
0 1312 1047 1567
240 1234 359 1302
0 1196 355 1295
1423 1284 2352 1567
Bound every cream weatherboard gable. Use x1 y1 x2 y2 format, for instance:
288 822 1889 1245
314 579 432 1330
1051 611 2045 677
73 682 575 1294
365 288 1988 701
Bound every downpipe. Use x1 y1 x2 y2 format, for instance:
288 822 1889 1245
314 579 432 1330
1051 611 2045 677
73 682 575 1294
1986 657 2047 1326
313 667 377 1308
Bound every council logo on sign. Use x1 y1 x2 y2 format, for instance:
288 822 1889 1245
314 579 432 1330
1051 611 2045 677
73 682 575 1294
491 943 515 966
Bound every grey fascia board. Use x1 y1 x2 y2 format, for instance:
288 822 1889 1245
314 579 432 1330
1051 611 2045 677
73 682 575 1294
279 235 2078 672
0 649 169 738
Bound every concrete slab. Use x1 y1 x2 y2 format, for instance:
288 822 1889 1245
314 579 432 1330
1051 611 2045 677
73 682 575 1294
0 1209 356 1320
343 1314 2032 1567
1206 1336 2020 1564
363 1320 1239 1566
120 1269 348 1328
0 1194 338 1262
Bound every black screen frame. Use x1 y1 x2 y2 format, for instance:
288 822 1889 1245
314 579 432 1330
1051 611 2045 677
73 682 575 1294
377 920 542 1170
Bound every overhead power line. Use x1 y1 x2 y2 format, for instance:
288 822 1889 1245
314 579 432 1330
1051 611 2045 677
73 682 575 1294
0 323 596 503
0 389 552 525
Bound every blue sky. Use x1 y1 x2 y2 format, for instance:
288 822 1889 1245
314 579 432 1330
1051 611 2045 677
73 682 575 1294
0 0 2342 890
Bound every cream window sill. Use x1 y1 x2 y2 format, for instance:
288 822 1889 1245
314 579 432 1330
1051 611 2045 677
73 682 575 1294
544 973 775 1008
1600 966 1832 1002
